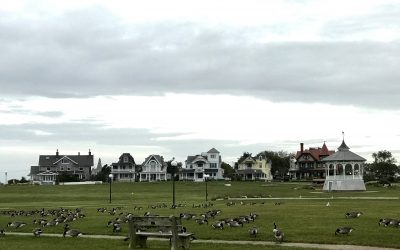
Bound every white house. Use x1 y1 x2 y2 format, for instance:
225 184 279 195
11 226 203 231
180 148 224 182
139 155 169 182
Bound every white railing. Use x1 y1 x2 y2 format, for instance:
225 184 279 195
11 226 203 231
325 175 363 180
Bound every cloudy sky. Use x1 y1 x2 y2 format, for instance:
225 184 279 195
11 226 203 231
1 0 400 181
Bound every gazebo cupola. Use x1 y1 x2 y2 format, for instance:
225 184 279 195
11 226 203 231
322 138 366 191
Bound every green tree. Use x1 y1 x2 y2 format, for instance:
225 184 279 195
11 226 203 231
221 162 235 179
94 164 111 182
366 150 399 182
259 151 292 178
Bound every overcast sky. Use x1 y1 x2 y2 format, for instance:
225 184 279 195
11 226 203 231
1 0 400 181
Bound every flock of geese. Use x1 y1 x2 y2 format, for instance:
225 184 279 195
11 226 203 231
1 204 399 245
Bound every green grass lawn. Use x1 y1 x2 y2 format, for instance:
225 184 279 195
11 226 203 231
0 181 399 249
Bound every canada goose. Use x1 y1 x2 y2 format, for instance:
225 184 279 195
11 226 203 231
388 219 400 227
345 212 363 219
180 213 195 220
228 220 243 228
273 223 284 243
335 227 354 235
249 226 258 237
113 223 122 233
195 218 208 225
212 221 224 229
46 220 58 227
33 228 43 237
7 221 26 228
63 227 83 237
378 218 392 226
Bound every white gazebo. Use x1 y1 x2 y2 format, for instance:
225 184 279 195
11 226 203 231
322 140 366 191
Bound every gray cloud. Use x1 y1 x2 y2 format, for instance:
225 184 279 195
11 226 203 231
0 6 399 109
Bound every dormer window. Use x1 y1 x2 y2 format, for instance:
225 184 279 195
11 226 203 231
61 158 68 164
210 154 216 159
123 157 129 163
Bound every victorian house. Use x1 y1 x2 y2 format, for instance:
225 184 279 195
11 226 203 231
111 153 136 182
29 149 94 185
290 142 334 180
180 148 223 182
235 152 273 181
139 155 168 182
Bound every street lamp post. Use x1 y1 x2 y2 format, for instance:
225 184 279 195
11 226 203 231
170 159 178 209
109 173 113 203
204 174 210 202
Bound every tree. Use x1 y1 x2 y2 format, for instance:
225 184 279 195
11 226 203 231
93 164 111 182
366 150 399 182
221 162 235 179
258 151 293 178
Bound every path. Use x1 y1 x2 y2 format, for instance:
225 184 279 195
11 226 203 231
6 232 399 250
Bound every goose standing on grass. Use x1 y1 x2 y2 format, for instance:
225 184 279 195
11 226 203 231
273 222 284 243
113 223 122 233
335 227 354 235
249 226 258 237
33 228 43 237
63 224 82 237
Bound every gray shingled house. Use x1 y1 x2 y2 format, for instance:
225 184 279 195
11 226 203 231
29 149 94 185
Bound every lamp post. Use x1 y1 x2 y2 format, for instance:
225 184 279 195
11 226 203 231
170 159 178 208
108 173 113 203
204 174 209 202
130 170 133 183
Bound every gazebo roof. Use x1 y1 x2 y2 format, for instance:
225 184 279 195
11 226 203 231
322 140 366 162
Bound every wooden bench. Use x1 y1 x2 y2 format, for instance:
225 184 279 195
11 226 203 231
128 216 194 250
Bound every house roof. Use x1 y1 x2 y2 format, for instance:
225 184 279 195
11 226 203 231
38 154 94 167
142 155 164 166
186 155 208 164
29 166 40 176
207 148 220 154
322 140 366 162
295 142 334 161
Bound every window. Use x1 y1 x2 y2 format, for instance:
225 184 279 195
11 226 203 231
123 157 129 163
210 163 217 168
60 167 64 171
67 167 71 171
46 167 50 171
150 161 156 171
197 163 203 168
61 158 68 164
210 154 216 158
79 167 83 171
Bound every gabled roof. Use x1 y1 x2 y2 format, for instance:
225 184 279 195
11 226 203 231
142 155 164 166
207 148 220 154
39 154 94 167
296 143 334 161
53 156 78 165
237 155 256 164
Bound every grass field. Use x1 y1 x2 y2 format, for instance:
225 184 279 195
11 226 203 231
0 181 399 249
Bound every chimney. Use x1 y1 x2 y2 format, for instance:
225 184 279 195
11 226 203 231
300 143 304 153
78 152 80 156
56 149 59 156
89 149 91 156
